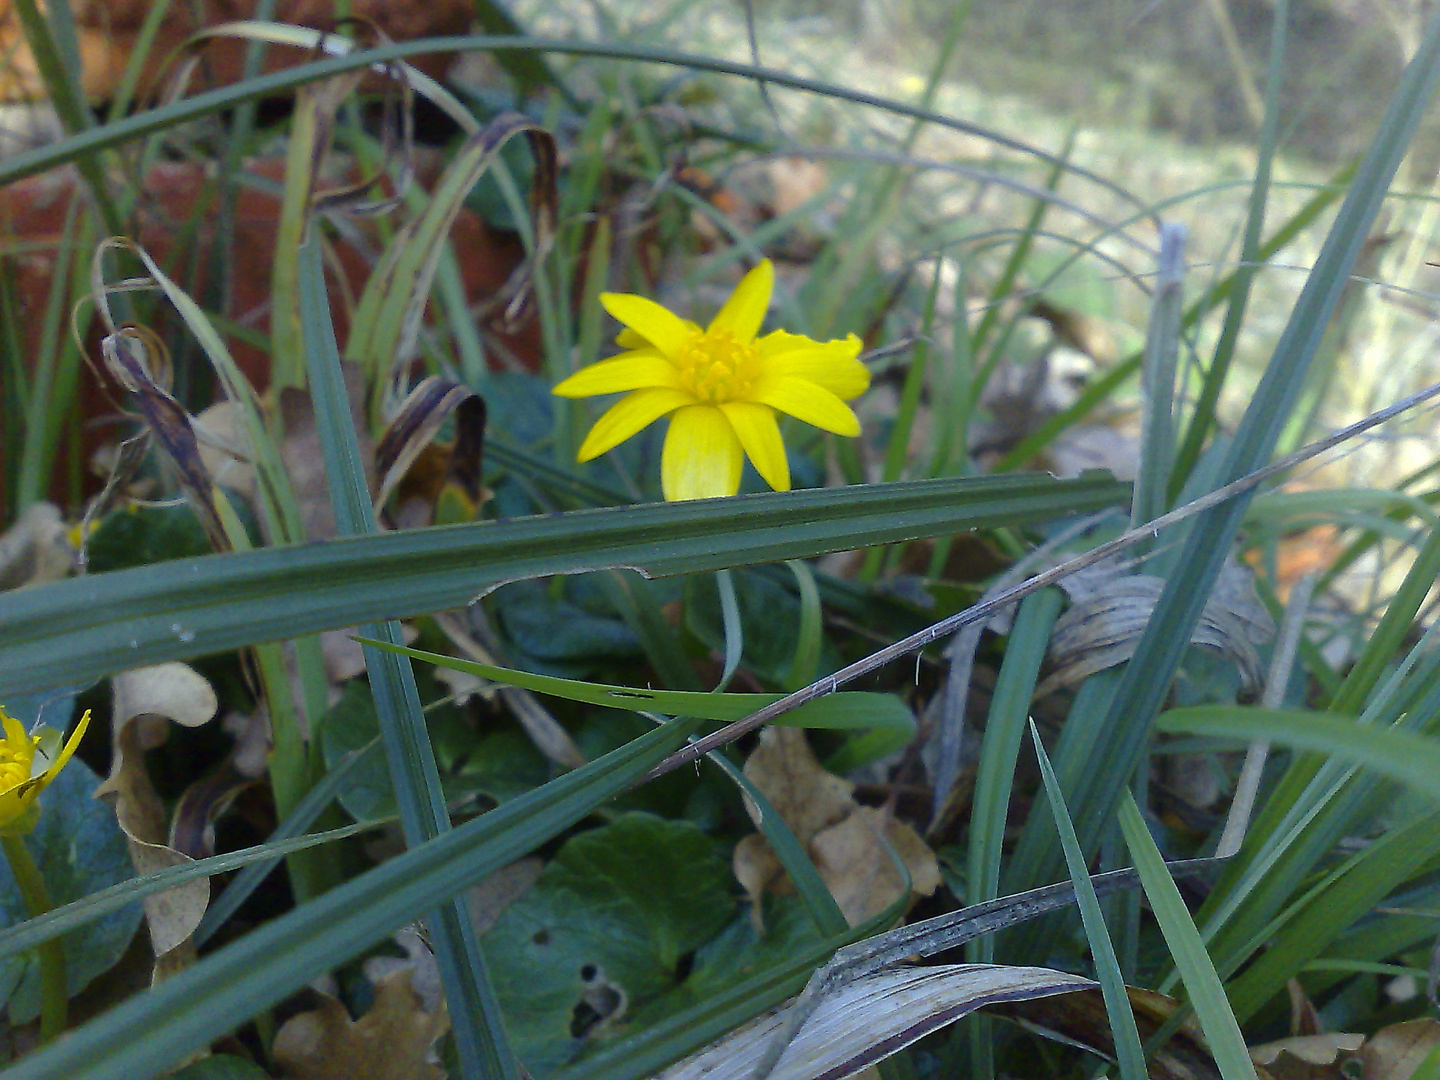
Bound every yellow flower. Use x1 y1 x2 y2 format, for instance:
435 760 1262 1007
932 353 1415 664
0 707 90 836
553 259 870 500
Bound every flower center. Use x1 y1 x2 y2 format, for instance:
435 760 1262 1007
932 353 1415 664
675 329 762 404
0 739 34 789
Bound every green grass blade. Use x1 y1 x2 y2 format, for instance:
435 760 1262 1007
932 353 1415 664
966 589 1064 927
964 587 1062 1080
1156 706 1440 794
1117 795 1257 1080
0 822 374 964
1170 0 1290 492
8 0 121 233
1032 723 1146 1080
1221 807 1440 1021
994 163 1352 475
194 736 381 946
358 640 915 732
0 471 1126 700
713 569 745 692
1329 522 1440 715
1132 223 1186 527
468 0 573 102
699 743 848 938
299 240 516 1080
0 36 1153 220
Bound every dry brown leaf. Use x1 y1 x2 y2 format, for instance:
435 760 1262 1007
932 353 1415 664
734 728 939 928
993 984 1271 1080
733 834 788 919
765 157 830 217
658 963 1094 1080
740 727 855 842
272 970 449 1080
192 401 257 503
319 624 418 685
1357 1019 1440 1080
1252 1033 1366 1080
1251 1018 1440 1080
95 664 217 959
362 927 442 1013
1038 558 1273 697
0 502 74 590
811 807 941 927
278 374 374 542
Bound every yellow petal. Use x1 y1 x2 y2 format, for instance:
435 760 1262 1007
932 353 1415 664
553 354 679 398
577 387 692 462
600 293 693 358
662 405 744 500
616 327 649 349
707 259 773 343
751 376 863 436
0 712 28 751
764 340 870 400
720 401 789 492
37 709 89 785
757 329 817 359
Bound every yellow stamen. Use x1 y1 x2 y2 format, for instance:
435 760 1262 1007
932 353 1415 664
674 329 762 404
0 736 35 789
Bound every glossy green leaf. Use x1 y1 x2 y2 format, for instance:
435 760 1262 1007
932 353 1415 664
484 812 736 1071
0 760 140 1022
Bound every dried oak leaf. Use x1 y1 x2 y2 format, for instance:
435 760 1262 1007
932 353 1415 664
1356 1019 1440 1080
272 970 449 1080
734 728 938 928
1252 1034 1366 1080
811 806 942 927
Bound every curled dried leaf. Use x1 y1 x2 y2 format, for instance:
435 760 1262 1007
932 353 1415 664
1039 558 1273 697
660 964 1094 1080
95 664 218 959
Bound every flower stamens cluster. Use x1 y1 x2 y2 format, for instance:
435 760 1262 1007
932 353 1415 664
674 329 762 403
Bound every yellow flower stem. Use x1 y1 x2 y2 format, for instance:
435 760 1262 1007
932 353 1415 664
1 834 65 1043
